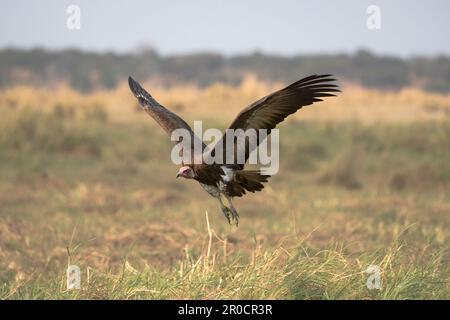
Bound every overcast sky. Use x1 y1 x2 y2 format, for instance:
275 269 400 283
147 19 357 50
1 0 449 57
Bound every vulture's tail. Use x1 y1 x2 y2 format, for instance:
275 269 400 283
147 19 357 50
230 170 270 197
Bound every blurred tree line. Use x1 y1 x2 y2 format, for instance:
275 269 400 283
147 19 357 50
0 48 449 92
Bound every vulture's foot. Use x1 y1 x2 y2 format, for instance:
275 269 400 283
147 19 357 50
225 196 239 226
228 205 239 226
219 195 239 226
220 204 233 225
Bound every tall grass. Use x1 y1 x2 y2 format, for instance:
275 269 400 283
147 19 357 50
3 213 447 299
0 80 449 299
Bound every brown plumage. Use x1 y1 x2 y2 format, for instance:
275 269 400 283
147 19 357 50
128 75 339 225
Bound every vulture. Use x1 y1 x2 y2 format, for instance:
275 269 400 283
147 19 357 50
128 75 339 225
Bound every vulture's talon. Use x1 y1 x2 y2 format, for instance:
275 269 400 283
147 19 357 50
221 206 232 225
229 207 239 226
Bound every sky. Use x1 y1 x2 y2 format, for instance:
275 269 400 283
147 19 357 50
0 0 449 57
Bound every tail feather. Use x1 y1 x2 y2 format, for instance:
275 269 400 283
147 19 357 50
228 170 270 197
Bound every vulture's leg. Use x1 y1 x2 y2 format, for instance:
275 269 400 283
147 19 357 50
225 195 239 226
218 195 232 224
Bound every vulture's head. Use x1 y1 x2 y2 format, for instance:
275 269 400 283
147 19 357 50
176 166 195 179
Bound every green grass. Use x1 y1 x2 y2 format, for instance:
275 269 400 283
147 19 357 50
0 106 449 299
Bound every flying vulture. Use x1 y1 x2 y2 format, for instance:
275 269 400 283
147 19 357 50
128 75 339 225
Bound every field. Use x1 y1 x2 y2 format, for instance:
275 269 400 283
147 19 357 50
0 77 449 299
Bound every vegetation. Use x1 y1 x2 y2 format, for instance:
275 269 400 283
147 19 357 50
0 80 449 299
1 48 450 92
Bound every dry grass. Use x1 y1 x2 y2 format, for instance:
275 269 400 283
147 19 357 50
0 77 449 299
1 75 450 125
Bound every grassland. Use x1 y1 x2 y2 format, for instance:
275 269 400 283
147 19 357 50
0 78 449 299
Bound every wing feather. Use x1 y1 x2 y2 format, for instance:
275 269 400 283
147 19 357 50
128 76 204 163
208 74 339 168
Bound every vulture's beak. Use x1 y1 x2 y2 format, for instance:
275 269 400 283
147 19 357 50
176 173 181 179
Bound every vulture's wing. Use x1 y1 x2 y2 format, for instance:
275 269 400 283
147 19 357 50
128 77 205 163
228 74 338 131
207 74 339 168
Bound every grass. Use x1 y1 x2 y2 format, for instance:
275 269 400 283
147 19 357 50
0 80 449 299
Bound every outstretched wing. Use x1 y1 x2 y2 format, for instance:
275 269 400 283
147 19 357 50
208 74 339 168
128 76 204 163
229 74 339 131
